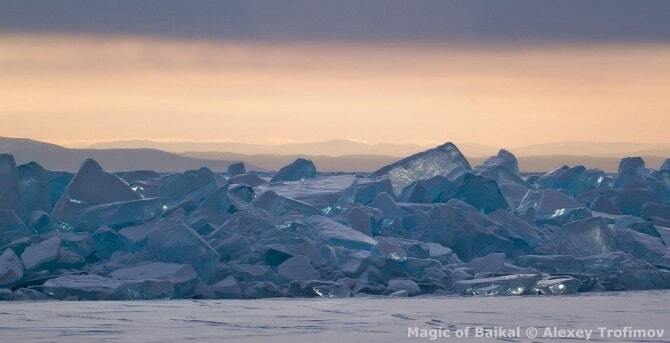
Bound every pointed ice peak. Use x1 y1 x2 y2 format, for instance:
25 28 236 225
51 158 140 221
368 192 404 217
497 149 515 157
0 153 17 169
18 161 46 173
270 158 317 182
618 157 645 174
432 142 467 155
17 160 51 214
369 142 471 194
79 158 104 174
477 149 519 174
536 189 582 216
227 162 246 177
614 157 650 189
661 159 670 172
0 154 27 220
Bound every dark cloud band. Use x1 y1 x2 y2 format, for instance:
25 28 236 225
2 0 670 43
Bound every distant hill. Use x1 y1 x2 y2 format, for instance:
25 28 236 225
3 136 668 173
86 139 502 158
87 138 670 161
511 141 670 157
87 139 427 157
0 137 260 172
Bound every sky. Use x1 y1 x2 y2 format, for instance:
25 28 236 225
1 1 670 148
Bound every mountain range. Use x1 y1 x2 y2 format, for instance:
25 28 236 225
87 139 670 159
2 136 669 173
86 139 501 158
0 137 260 172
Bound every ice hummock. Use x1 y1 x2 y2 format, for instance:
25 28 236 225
227 162 246 177
0 154 28 221
369 142 471 194
1 147 670 301
476 149 519 175
270 158 317 182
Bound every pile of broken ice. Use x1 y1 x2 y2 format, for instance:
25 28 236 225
1 142 670 300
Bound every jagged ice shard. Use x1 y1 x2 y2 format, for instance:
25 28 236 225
369 142 471 195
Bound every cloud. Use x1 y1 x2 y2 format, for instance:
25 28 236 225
1 0 670 43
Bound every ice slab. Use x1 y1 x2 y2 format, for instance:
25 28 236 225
476 149 519 174
241 281 283 298
59 198 163 232
585 188 661 217
228 184 255 203
303 216 377 250
661 159 670 172
341 251 372 276
0 249 23 289
229 173 267 187
17 161 51 214
0 154 27 220
20 237 61 271
270 158 317 182
533 276 582 295
277 255 320 281
227 162 246 177
110 262 198 297
158 167 219 208
336 178 394 207
386 278 421 296
92 226 130 259
613 215 661 237
44 274 174 300
211 276 242 299
477 166 531 206
516 255 584 274
612 228 667 264
450 173 509 213
370 142 471 194
399 175 452 203
400 172 509 213
51 159 140 223
252 190 320 217
421 202 519 261
453 274 541 296
367 192 405 217
535 189 583 217
145 218 220 280
536 166 608 197
641 203 670 227
263 246 294 267
614 157 650 189
302 280 351 298
347 206 381 236
0 209 31 237
465 253 506 274
121 218 219 280
551 217 617 257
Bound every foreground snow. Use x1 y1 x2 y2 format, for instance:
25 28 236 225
0 291 669 342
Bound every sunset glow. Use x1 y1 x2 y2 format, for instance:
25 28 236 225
2 34 669 148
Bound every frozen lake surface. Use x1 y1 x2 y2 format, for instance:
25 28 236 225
2 291 670 342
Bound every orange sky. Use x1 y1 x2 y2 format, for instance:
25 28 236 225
1 34 669 147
